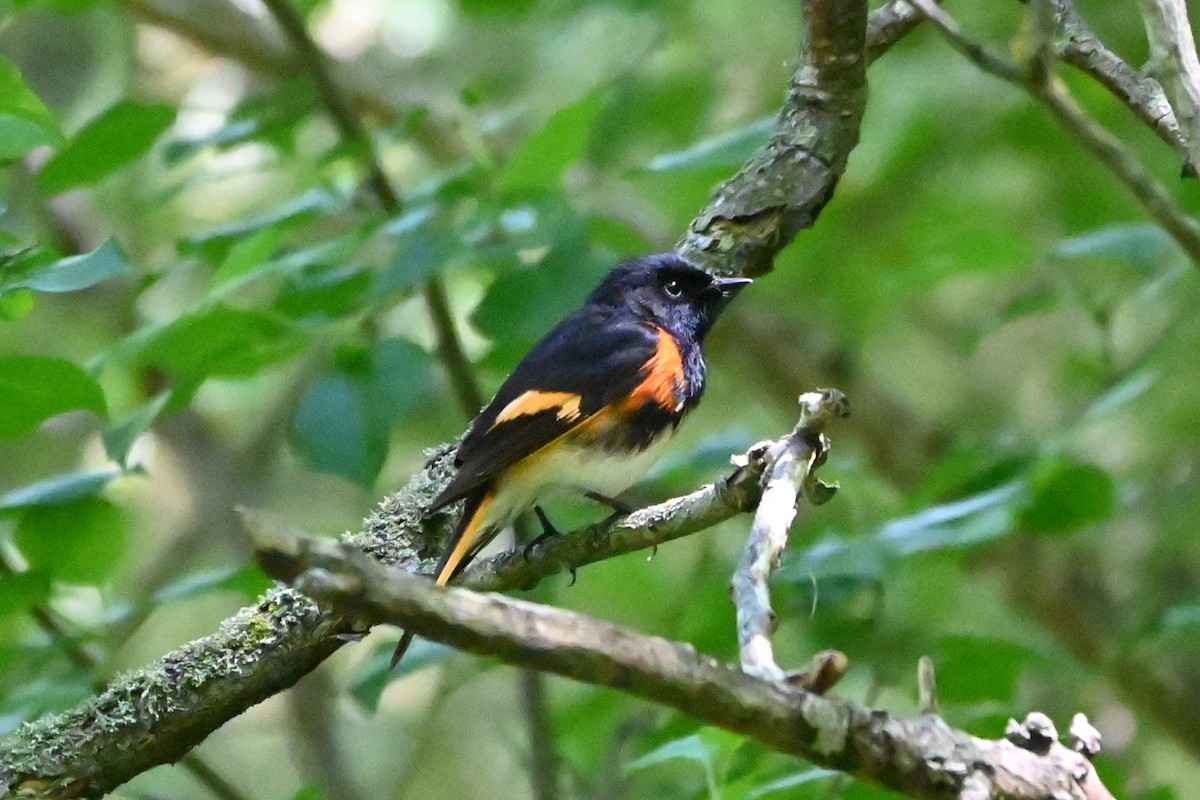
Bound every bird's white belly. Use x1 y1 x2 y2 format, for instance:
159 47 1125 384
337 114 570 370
488 430 674 528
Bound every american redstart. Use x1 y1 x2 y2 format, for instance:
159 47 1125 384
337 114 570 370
391 253 750 666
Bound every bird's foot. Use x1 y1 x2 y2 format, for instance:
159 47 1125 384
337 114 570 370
522 506 563 564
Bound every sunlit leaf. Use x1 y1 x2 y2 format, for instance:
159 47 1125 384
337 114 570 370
878 482 1024 554
748 768 839 798
0 55 62 161
624 733 713 773
640 117 772 173
0 355 106 439
1054 223 1171 268
180 189 344 264
0 468 123 512
102 392 170 467
38 101 175 194
6 238 134 293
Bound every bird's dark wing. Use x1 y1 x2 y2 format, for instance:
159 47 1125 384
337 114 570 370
428 311 669 512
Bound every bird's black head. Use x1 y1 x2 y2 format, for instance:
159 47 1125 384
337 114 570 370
586 253 751 343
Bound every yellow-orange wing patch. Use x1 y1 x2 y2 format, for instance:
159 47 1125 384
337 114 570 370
491 390 583 430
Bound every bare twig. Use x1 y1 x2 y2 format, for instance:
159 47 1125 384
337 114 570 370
261 537 1117 800
1052 0 1188 157
731 390 848 683
912 0 1200 266
1136 0 1200 167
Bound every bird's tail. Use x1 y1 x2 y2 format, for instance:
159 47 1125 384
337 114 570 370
390 488 495 670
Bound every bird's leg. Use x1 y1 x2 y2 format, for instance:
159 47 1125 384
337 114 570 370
522 506 578 585
522 505 563 563
584 490 633 530
584 490 633 515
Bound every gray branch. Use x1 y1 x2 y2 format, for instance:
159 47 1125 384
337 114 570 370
260 537 1118 800
1136 0 1200 167
732 390 847 682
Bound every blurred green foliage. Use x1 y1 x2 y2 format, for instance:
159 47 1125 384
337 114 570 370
0 0 1198 798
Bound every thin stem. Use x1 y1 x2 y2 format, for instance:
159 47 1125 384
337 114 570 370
259 0 482 418
519 669 560 800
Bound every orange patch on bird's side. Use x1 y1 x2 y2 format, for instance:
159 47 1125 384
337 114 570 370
627 327 684 412
491 390 583 429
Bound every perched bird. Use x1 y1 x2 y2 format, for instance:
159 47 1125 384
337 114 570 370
391 253 750 666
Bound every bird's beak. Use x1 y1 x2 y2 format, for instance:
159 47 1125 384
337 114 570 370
712 276 752 300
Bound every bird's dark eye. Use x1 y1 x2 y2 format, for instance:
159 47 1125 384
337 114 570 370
663 280 683 298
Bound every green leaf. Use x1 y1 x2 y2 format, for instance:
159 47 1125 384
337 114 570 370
137 305 304 389
349 639 456 711
212 226 286 286
102 392 170 467
1054 223 1171 268
0 55 62 161
472 243 609 342
0 468 123 512
748 768 839 798
624 730 737 800
495 91 607 194
289 787 323 800
624 733 714 773
38 101 175 194
181 188 343 265
1020 460 1114 534
276 265 370 320
640 117 772 173
0 570 52 616
153 564 272 604
0 355 106 439
1161 604 1200 634
7 238 134 293
878 482 1024 555
366 338 433 422
290 372 387 487
14 497 127 583
0 288 34 320
373 224 460 298
933 635 1038 704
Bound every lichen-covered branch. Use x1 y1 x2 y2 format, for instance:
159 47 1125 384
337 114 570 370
677 0 868 276
260 538 1117 800
732 390 847 682
1136 0 1200 168
1052 0 1188 158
